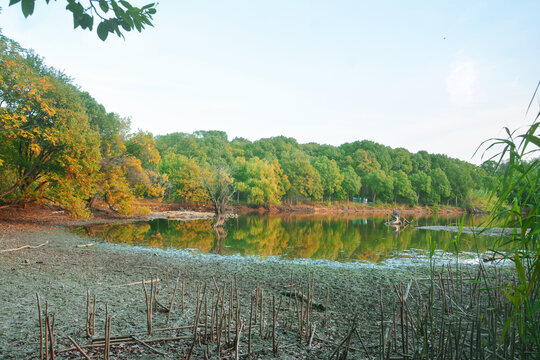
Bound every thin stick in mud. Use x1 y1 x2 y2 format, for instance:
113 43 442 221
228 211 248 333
36 293 43 360
167 278 180 324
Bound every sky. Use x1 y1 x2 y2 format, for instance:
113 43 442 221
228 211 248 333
1 0 539 164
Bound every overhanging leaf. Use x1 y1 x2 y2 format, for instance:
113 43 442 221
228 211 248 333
21 0 35 17
97 21 109 41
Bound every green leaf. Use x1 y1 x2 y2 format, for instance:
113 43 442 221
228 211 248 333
9 0 22 6
111 0 125 17
141 3 155 10
80 14 94 30
122 13 134 28
119 0 133 10
500 318 512 346
120 21 131 31
514 252 527 288
21 0 35 17
99 0 109 12
97 21 109 41
72 14 80 28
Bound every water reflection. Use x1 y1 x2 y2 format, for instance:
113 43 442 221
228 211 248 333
72 214 500 263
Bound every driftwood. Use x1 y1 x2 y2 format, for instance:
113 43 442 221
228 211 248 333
0 241 49 253
76 243 94 248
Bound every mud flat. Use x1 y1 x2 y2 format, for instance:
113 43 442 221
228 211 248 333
0 209 514 359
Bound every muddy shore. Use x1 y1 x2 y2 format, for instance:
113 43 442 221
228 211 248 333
0 206 500 360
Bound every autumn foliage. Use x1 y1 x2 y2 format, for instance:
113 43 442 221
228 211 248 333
1 32 499 216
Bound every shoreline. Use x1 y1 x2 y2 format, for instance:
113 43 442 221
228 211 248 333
0 205 505 360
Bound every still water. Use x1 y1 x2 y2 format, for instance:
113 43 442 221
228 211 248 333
71 214 504 264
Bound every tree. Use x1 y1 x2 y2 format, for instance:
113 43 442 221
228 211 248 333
392 171 416 205
280 150 323 202
363 170 393 203
350 149 381 176
125 131 160 169
232 157 288 207
159 153 208 204
0 35 101 216
409 171 431 204
445 161 474 206
155 132 202 160
411 150 431 173
80 93 163 213
391 148 413 174
312 156 344 202
201 166 234 228
429 168 451 204
340 165 361 201
9 0 157 41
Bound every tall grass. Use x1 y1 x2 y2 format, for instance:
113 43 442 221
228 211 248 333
480 117 539 356
375 99 539 359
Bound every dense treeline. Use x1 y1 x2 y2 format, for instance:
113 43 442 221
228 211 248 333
155 131 496 208
0 34 497 216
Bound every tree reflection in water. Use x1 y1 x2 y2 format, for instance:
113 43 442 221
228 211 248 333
72 214 498 263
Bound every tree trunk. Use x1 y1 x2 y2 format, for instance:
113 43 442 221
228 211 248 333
213 201 226 228
88 195 98 209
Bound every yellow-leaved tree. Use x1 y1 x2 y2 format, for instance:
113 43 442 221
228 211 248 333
0 35 101 217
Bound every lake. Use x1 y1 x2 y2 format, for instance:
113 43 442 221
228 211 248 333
71 214 506 265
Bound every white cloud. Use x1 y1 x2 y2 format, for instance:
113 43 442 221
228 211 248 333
447 55 478 106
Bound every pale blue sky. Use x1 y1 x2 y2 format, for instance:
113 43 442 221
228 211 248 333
1 1 539 163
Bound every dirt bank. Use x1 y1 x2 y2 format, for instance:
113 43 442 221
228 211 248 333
135 198 464 217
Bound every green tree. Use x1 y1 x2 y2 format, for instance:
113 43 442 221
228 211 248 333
155 132 202 160
232 157 288 207
312 156 344 202
280 150 322 202
158 153 207 204
9 0 157 41
125 131 160 169
340 165 361 201
350 149 381 176
429 168 451 203
409 171 432 204
363 169 393 203
391 170 416 205
245 136 298 161
411 150 431 173
391 148 413 174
